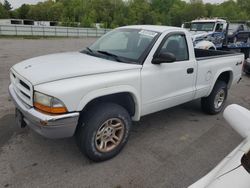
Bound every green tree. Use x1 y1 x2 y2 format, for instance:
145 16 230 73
169 0 187 26
238 0 250 14
18 4 30 19
0 2 9 18
6 0 250 29
3 0 12 11
48 2 63 21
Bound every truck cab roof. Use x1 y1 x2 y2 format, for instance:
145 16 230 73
119 25 186 33
191 18 227 23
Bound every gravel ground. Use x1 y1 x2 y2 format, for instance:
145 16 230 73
0 38 250 188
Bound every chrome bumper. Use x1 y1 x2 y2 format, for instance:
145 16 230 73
9 84 80 139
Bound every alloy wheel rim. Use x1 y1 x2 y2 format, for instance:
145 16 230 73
214 90 225 109
95 118 125 153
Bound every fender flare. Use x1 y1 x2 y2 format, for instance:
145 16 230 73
77 85 141 121
207 68 233 96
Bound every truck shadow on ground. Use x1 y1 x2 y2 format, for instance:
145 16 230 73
0 99 242 188
0 99 203 162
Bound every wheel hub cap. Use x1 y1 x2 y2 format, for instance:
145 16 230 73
95 118 125 153
214 90 225 109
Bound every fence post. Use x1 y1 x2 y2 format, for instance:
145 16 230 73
96 28 97 37
43 27 45 37
55 27 56 37
87 28 88 37
15 25 17 36
0 25 2 35
31 26 33 36
67 27 68 37
77 28 79 38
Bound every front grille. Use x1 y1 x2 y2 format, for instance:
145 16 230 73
10 69 33 106
20 80 30 90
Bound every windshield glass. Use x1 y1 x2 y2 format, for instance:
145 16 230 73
190 22 215 31
228 24 240 31
86 28 159 63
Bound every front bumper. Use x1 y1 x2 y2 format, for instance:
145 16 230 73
9 84 80 139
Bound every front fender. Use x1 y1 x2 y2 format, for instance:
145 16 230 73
77 85 141 121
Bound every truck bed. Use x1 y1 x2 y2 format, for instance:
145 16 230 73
194 48 243 100
195 48 242 60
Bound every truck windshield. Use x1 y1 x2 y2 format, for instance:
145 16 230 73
84 28 159 64
190 22 215 31
228 24 241 31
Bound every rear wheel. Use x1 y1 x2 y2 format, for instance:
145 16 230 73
76 103 131 162
201 81 228 115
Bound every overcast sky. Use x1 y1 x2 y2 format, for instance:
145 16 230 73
1 0 227 9
0 0 45 9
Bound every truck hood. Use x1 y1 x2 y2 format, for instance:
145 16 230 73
190 31 212 42
12 52 141 85
190 31 209 35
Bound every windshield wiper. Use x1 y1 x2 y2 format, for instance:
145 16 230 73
86 47 93 53
81 47 94 55
97 50 123 62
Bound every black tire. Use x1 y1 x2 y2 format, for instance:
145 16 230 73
201 81 228 115
75 103 131 162
241 48 250 59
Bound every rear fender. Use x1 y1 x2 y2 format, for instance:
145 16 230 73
207 69 233 96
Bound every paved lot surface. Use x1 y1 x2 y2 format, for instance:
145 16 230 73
0 38 250 188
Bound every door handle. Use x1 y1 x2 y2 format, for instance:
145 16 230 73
236 61 242 66
187 68 194 74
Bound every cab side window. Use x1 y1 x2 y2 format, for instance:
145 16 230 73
160 34 189 61
215 24 223 32
238 25 244 31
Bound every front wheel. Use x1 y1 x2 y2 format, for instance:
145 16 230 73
76 103 131 162
201 81 228 115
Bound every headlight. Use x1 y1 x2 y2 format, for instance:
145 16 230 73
34 91 67 114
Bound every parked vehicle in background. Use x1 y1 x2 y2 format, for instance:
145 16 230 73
243 58 250 74
189 104 250 188
227 23 250 44
188 18 250 59
9 25 243 161
181 22 191 30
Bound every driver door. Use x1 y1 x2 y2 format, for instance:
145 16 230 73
141 32 196 116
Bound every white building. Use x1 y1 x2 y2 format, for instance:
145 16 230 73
0 19 57 26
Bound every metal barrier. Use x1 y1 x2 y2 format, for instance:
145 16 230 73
0 24 111 37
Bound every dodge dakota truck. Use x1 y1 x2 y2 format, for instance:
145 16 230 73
9 25 243 161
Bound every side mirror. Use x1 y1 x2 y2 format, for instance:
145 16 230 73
152 51 176 64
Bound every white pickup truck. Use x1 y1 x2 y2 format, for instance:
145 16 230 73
9 25 243 161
